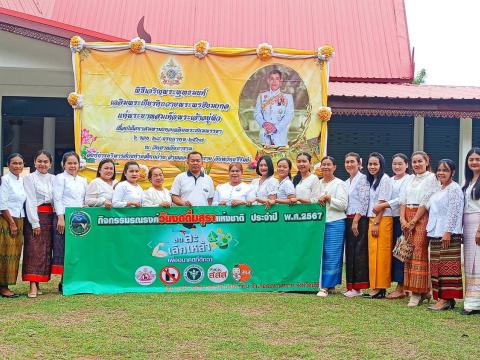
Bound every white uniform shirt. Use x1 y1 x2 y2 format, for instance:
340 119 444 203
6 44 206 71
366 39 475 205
277 177 295 200
254 89 294 146
387 174 412 217
249 176 279 202
399 171 439 206
53 172 87 215
345 172 369 216
170 171 214 206
367 174 393 217
24 170 55 228
213 182 251 205
318 178 348 222
295 173 320 203
143 187 172 207
85 177 117 207
0 172 27 218
464 183 480 214
112 181 145 208
426 182 464 237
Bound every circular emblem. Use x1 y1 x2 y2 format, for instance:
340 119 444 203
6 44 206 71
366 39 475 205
184 265 205 284
135 266 156 286
160 266 181 285
69 211 92 236
232 264 252 282
207 264 229 284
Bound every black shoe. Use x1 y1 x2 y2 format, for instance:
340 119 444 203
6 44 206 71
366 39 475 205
1 293 20 298
58 282 63 294
460 308 480 315
363 289 386 299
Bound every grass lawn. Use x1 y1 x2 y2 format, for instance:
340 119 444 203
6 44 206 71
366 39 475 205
1 278 479 359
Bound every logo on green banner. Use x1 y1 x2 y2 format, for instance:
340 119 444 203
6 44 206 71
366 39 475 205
184 265 205 284
69 211 92 236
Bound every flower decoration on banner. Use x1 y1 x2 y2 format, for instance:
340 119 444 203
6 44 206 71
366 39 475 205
67 92 83 109
194 40 209 59
256 43 273 61
317 106 332 122
247 153 261 170
138 164 149 181
80 128 97 163
317 45 335 61
69 36 85 52
130 37 146 54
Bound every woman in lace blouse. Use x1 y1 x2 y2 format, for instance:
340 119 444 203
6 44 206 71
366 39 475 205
343 152 370 297
399 151 439 307
424 159 463 311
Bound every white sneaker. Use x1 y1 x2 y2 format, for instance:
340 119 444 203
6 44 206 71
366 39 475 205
316 289 329 297
343 290 362 298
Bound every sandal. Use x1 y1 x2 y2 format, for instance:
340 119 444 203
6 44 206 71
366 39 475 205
386 291 406 299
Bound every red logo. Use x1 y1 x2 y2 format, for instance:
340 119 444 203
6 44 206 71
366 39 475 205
160 266 181 285
232 264 252 282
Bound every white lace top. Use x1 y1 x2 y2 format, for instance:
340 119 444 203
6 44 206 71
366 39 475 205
399 171 439 206
367 174 393 217
426 181 464 237
387 174 412 217
345 172 369 216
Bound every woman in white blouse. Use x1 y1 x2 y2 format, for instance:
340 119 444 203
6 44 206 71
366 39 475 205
424 159 463 311
374 153 411 299
399 151 439 307
112 161 144 208
363 152 393 299
144 167 171 207
213 163 250 206
22 150 55 298
316 156 348 297
275 158 296 204
461 147 480 315
53 152 88 289
344 152 370 298
0 153 27 298
85 159 117 208
249 155 278 208
293 152 320 203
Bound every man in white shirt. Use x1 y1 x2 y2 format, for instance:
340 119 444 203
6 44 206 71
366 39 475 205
170 152 214 206
254 69 294 147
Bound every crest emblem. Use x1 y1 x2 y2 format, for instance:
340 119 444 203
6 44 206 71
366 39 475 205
69 211 92 236
160 59 183 86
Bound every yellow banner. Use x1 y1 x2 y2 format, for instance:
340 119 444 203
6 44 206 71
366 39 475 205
72 42 330 186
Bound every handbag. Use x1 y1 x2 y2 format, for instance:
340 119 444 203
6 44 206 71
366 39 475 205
393 232 413 262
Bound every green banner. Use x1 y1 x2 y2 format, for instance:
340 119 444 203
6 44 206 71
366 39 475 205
64 204 325 295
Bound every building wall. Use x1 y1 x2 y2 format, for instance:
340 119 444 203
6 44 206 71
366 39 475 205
0 30 74 166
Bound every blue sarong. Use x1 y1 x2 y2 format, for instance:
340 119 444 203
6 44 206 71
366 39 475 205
320 219 346 288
